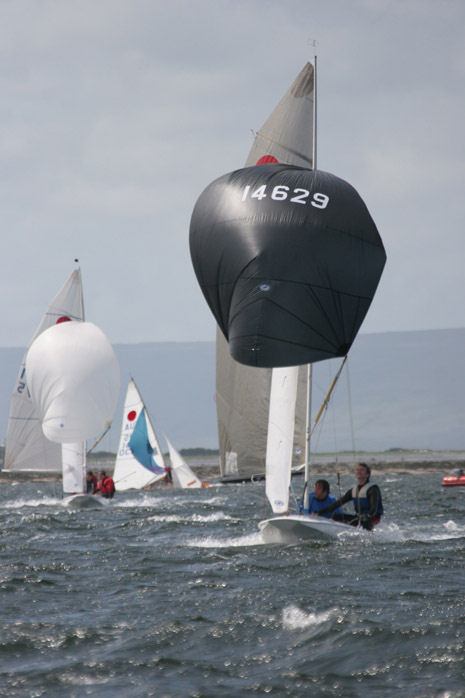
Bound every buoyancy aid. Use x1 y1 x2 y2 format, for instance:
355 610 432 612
307 493 342 517
101 477 115 498
351 482 383 516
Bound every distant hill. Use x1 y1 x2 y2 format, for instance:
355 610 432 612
1 329 464 453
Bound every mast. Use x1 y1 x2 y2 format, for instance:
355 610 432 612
74 258 86 490
313 55 317 170
302 54 317 509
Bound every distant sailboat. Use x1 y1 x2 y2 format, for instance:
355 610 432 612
166 438 212 489
113 379 167 491
4 268 84 472
25 318 120 507
114 379 211 490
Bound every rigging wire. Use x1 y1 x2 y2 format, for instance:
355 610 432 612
345 357 357 456
87 425 111 455
299 355 347 510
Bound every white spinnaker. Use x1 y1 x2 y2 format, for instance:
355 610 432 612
5 270 84 471
26 321 120 443
62 442 86 495
114 379 166 491
166 438 202 489
265 367 299 514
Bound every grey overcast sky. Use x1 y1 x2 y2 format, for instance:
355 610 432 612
1 0 464 347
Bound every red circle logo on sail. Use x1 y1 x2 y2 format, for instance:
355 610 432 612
256 155 278 165
127 410 137 421
56 316 72 324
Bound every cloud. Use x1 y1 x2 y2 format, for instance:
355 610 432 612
1 0 464 347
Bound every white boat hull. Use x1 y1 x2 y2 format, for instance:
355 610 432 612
62 494 110 509
258 514 366 542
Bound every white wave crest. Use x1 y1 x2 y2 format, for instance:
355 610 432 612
115 493 227 509
187 531 265 548
1 497 60 509
373 519 465 543
282 604 340 630
115 495 168 508
146 512 233 524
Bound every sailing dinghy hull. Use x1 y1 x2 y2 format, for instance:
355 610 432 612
258 515 366 543
62 494 110 509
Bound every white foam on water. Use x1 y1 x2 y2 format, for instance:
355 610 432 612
282 604 341 630
1 496 61 509
115 493 227 509
185 495 227 505
186 530 266 548
146 512 233 524
373 519 465 543
414 519 465 542
116 495 168 508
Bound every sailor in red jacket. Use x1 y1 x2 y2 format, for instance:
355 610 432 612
95 470 115 499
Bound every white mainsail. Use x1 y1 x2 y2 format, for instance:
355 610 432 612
265 367 299 514
216 62 315 477
4 269 84 472
62 443 86 495
113 379 166 491
166 437 209 489
25 321 120 495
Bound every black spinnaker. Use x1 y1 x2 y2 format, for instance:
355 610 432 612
190 163 386 369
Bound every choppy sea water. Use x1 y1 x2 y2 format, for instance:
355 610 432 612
1 472 465 697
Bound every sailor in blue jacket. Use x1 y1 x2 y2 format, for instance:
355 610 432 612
306 479 343 517
317 463 383 530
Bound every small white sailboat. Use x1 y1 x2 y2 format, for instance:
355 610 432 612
114 379 212 491
25 320 120 507
166 437 212 489
113 379 168 491
258 362 366 542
